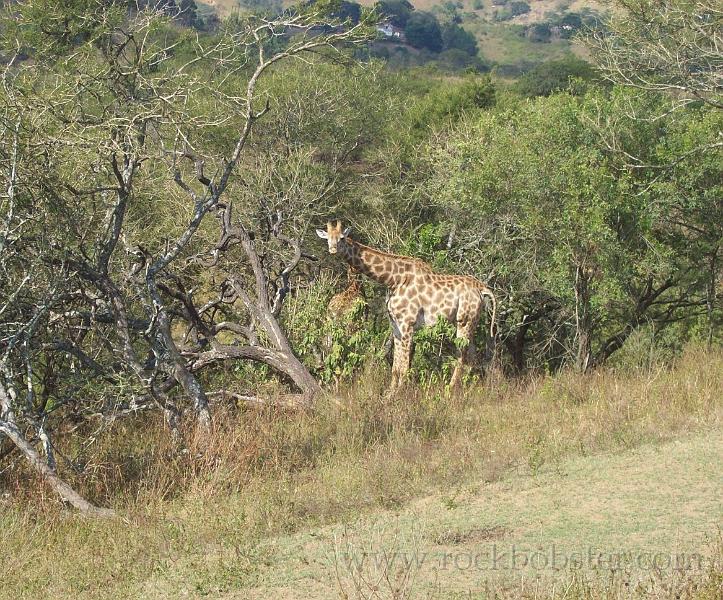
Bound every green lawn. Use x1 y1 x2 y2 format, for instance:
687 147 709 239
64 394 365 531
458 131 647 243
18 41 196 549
222 433 723 598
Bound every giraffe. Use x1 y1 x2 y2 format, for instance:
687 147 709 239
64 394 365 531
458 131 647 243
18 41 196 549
317 221 496 391
323 266 367 389
328 265 366 319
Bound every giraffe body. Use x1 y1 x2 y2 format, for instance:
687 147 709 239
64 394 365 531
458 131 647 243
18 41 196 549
318 221 496 391
328 267 365 319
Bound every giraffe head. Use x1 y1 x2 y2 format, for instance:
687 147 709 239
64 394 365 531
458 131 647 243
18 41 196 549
316 220 352 255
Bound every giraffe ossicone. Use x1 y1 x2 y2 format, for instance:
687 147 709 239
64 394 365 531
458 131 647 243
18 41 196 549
317 220 497 391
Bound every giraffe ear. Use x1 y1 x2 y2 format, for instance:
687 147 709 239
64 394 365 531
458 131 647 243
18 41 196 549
316 229 328 239
342 227 352 238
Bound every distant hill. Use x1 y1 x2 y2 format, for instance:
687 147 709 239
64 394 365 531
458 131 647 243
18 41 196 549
197 0 609 75
198 0 241 14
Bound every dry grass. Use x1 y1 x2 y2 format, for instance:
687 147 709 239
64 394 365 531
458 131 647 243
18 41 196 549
248 431 720 599
324 521 722 600
0 345 721 599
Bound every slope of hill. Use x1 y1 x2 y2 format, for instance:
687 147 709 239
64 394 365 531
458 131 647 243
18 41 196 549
199 0 608 75
458 0 606 74
198 0 240 15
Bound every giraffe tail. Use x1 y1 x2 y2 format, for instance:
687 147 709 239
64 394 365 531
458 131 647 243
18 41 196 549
480 288 497 338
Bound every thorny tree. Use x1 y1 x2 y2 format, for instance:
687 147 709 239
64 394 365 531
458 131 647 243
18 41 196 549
587 0 722 110
584 0 722 352
0 1 373 513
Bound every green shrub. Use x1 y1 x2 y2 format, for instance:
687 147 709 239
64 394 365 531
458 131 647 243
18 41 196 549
516 56 597 97
283 273 387 385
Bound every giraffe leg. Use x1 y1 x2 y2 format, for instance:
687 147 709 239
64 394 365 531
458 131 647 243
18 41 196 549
390 328 413 394
450 317 478 390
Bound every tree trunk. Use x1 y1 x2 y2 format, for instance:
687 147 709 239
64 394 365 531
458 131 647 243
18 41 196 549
574 264 593 373
706 249 718 349
147 276 213 436
506 330 526 374
192 344 320 405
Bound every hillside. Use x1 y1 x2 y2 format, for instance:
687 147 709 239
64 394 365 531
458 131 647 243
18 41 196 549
199 0 608 74
368 0 606 73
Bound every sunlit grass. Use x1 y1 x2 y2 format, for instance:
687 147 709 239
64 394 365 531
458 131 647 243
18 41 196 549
1 345 720 599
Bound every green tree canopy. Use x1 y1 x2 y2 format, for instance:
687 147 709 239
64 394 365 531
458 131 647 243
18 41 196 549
587 0 722 109
441 21 478 56
405 12 443 52
423 88 720 370
516 56 597 97
374 0 414 27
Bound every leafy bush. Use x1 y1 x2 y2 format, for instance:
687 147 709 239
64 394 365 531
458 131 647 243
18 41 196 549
516 56 597 97
494 1 529 21
509 1 530 16
283 273 387 385
441 21 478 56
410 317 461 384
407 75 496 132
526 22 553 42
436 48 489 72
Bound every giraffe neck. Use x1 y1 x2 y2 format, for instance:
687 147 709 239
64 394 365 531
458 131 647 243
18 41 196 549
339 239 421 288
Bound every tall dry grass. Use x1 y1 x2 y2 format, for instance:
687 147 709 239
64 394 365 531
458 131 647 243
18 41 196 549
5 345 722 520
0 345 721 599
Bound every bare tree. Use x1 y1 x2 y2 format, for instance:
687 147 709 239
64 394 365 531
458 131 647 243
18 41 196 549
0 2 373 512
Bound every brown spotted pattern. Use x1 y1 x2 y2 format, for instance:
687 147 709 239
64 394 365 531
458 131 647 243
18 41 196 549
328 266 365 319
317 221 497 391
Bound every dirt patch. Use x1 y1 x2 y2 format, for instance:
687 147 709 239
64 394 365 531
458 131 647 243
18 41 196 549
430 524 510 545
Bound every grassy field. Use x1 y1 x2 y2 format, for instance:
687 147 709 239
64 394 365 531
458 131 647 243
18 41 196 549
234 434 722 598
1 346 721 599
441 0 607 73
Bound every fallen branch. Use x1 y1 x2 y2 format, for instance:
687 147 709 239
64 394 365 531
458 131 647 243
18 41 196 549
207 390 313 409
0 419 115 518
